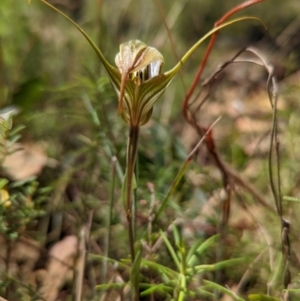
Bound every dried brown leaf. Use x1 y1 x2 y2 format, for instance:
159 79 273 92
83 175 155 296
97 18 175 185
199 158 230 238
39 235 78 301
2 143 48 181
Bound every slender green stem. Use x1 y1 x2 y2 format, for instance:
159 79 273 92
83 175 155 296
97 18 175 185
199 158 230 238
102 157 117 283
126 126 140 262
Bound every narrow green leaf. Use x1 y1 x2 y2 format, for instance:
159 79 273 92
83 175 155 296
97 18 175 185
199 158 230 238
203 280 246 301
154 161 189 223
248 294 280 301
187 234 220 267
140 283 173 297
0 179 9 190
195 288 215 299
0 116 12 131
160 230 181 271
130 242 142 298
88 254 129 271
96 283 126 291
187 258 245 275
140 258 179 279
172 224 181 248
268 252 284 293
7 124 26 137
283 196 300 202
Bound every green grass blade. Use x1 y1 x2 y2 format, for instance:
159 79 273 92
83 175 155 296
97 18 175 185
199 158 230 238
203 280 246 301
187 234 220 267
140 258 179 279
248 294 280 301
154 160 189 223
140 283 173 297
130 242 142 297
160 230 181 271
96 283 126 291
187 258 245 275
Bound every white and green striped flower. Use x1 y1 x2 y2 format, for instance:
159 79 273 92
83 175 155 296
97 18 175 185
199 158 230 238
113 40 168 126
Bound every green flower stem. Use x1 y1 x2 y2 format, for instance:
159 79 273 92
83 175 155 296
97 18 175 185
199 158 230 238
126 125 140 262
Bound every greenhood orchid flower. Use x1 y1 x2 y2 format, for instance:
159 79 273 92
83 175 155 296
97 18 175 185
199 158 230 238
33 0 264 128
105 39 171 127
114 40 166 126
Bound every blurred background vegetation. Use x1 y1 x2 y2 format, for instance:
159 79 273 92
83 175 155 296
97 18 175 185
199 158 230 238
1 0 300 300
